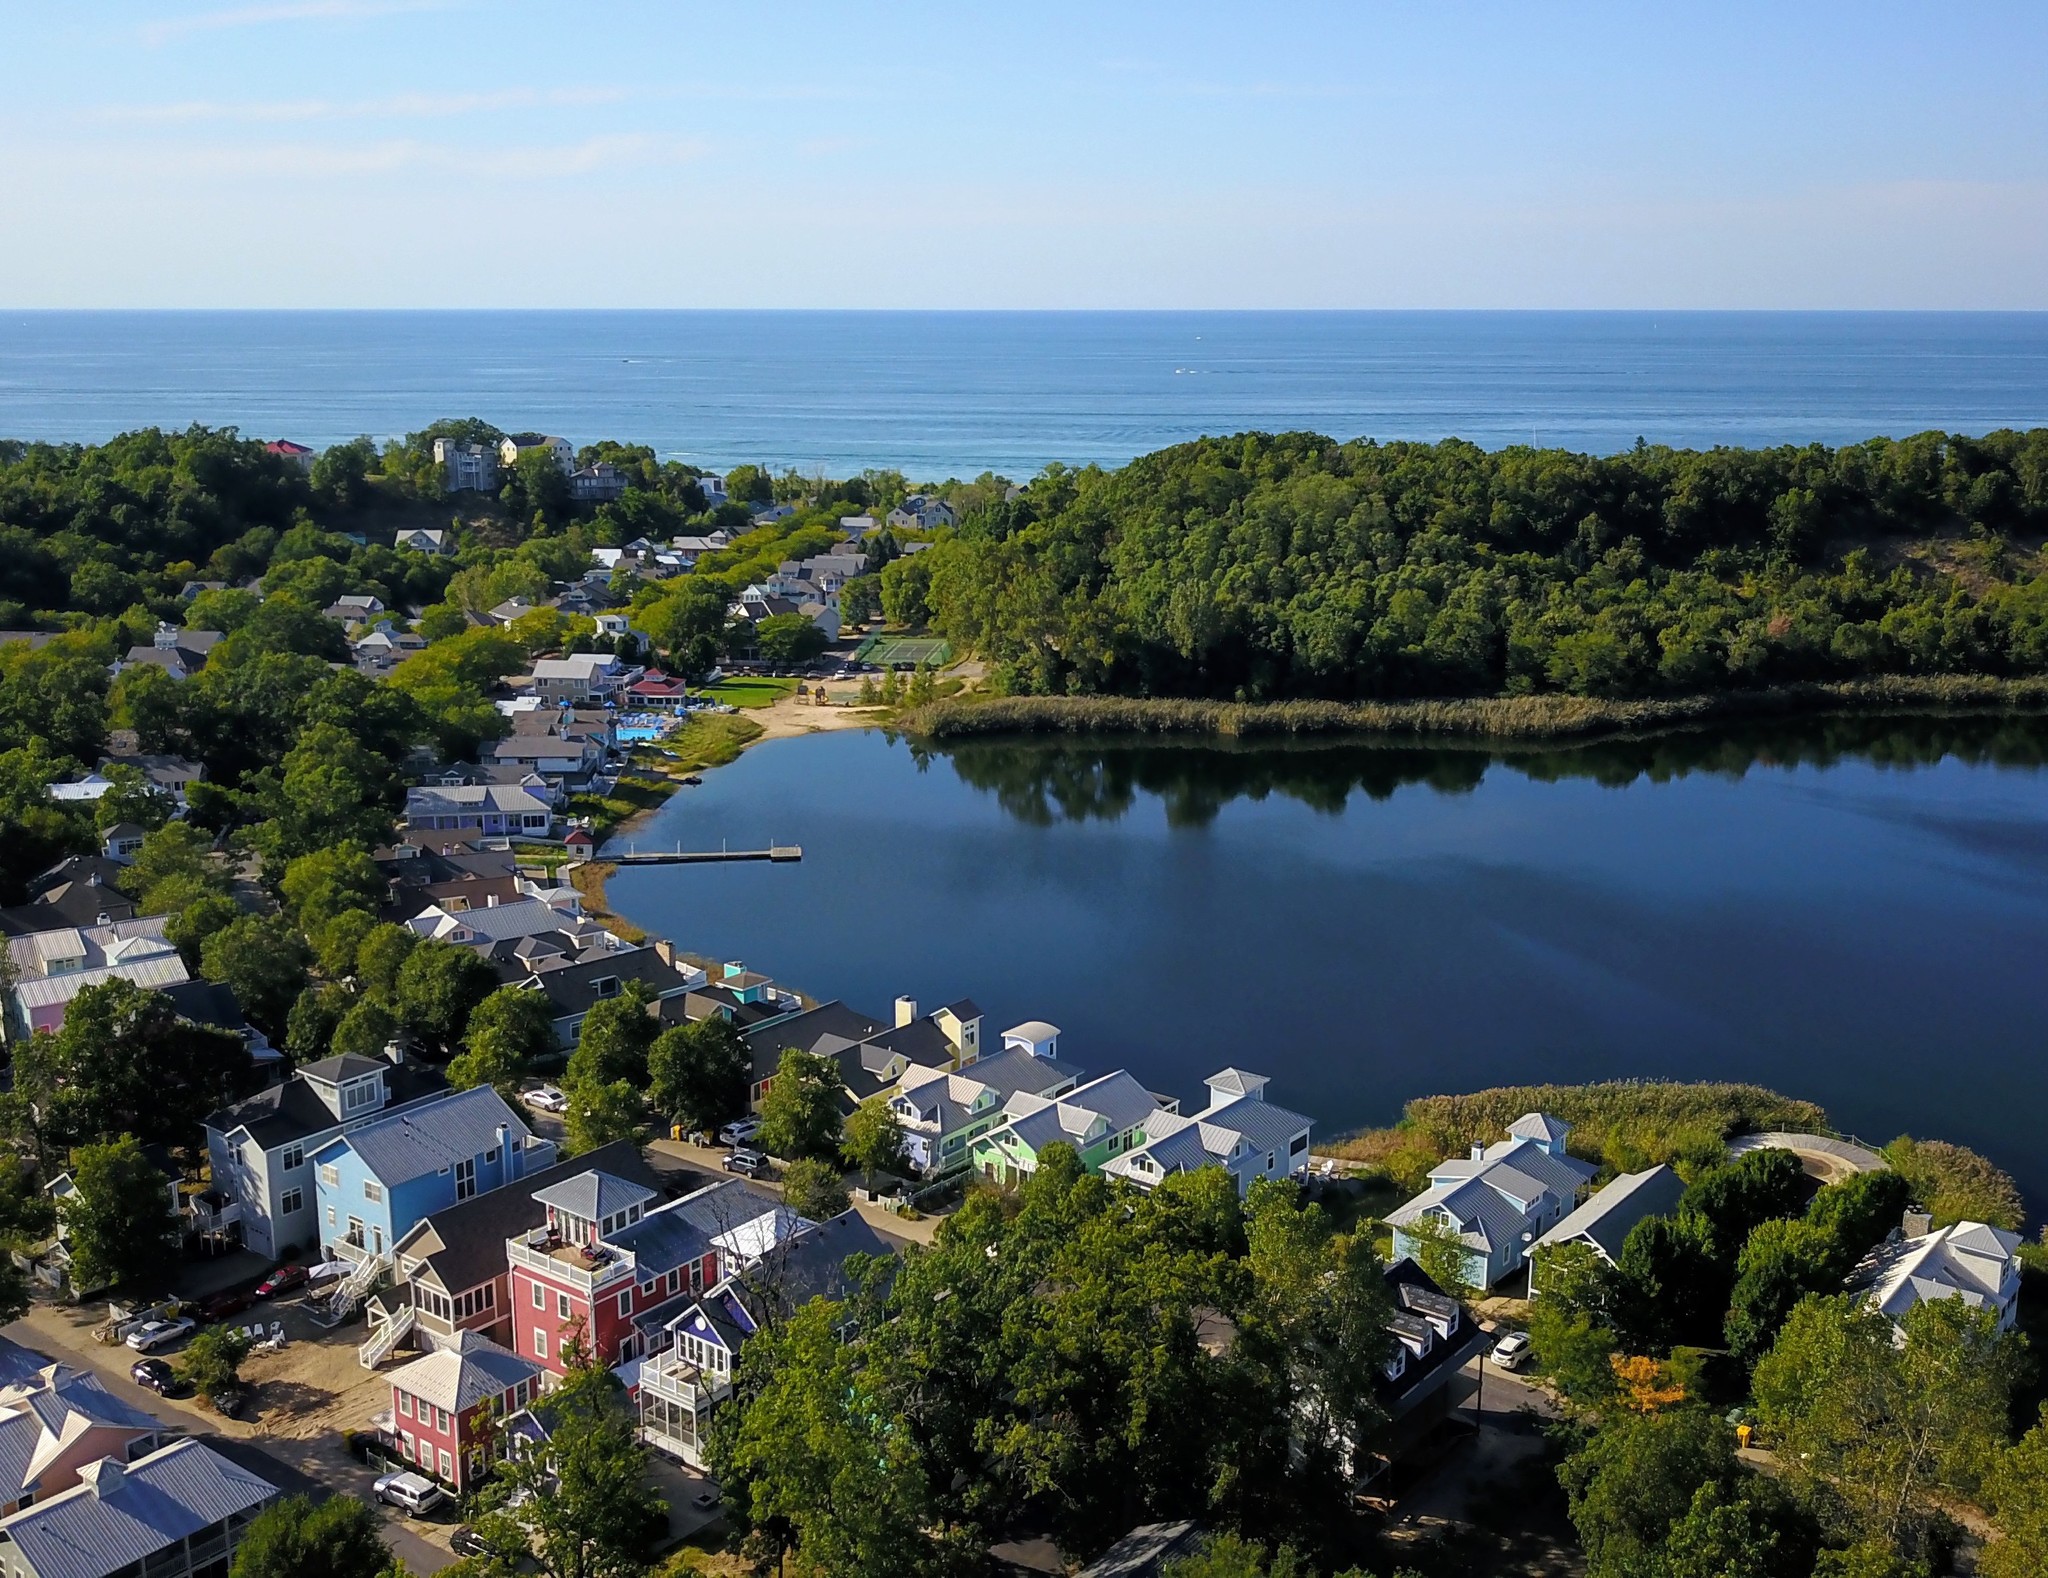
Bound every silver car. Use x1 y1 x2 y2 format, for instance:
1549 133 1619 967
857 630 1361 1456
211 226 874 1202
373 1470 448 1517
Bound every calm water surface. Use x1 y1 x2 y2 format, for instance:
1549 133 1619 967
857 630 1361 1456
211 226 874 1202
3 311 2046 475
606 717 2048 1216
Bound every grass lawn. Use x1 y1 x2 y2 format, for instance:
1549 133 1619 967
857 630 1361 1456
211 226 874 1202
700 676 797 708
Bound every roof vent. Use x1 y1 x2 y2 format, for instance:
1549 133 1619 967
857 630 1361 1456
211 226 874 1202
79 1458 126 1499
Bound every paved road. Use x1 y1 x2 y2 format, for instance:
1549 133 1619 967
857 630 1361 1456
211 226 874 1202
2 1319 454 1574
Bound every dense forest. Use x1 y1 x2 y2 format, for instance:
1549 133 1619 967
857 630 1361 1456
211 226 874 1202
906 429 2048 700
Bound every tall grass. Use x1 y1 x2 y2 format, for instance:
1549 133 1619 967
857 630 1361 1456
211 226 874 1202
903 676 2048 747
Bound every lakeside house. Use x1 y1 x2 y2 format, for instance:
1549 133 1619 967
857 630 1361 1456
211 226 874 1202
1847 1214 2024 1331
888 1030 1086 1175
499 434 574 472
403 783 554 839
1385 1113 1597 1291
378 1332 544 1493
1524 1164 1688 1296
1101 1069 1315 1196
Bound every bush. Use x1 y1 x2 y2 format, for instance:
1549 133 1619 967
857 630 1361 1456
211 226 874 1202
1882 1136 2025 1229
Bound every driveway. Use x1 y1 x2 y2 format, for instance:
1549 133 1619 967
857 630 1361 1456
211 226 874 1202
645 1137 937 1248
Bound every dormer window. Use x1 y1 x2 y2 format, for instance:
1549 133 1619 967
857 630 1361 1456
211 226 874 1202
592 977 620 999
342 1080 379 1113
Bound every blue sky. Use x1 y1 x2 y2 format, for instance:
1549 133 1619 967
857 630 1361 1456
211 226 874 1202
3 0 2045 308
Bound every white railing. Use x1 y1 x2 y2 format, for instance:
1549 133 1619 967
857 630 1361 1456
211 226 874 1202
358 1304 415 1369
507 1235 633 1296
314 1251 387 1326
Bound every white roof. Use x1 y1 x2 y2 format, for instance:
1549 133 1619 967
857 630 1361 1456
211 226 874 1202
1850 1220 2022 1324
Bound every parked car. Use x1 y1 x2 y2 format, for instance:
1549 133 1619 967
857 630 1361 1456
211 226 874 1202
254 1265 305 1299
373 1471 448 1517
125 1317 196 1353
450 1527 489 1559
129 1358 179 1396
717 1118 762 1147
524 1085 569 1114
198 1288 255 1322
1490 1331 1532 1371
722 1147 768 1177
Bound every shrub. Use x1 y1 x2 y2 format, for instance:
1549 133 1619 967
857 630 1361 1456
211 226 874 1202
1881 1136 2024 1230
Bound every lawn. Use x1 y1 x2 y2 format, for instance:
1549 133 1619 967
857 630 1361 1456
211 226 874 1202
700 676 798 708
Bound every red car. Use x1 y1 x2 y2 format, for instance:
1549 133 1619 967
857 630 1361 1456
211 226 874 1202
198 1288 254 1322
253 1265 306 1299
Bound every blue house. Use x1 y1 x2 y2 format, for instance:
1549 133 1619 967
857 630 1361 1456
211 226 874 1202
1384 1112 1597 1291
311 1086 557 1265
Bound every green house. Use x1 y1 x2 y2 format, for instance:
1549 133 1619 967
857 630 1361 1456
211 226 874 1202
966 1071 1169 1185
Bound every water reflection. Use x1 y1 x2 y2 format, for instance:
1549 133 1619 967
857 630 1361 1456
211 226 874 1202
921 714 2048 829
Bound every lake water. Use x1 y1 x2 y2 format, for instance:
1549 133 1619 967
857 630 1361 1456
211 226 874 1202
605 717 2048 1217
3 311 2046 476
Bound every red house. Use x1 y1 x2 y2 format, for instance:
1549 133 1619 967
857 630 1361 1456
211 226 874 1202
563 826 598 856
382 1331 544 1492
507 1171 798 1373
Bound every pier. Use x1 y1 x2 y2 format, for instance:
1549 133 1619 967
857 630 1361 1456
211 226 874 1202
606 844 803 866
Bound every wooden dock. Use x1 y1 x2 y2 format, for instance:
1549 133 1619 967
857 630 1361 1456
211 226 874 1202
607 845 802 866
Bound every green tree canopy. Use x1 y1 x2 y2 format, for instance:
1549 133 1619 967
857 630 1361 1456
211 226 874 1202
230 1493 405 1578
59 1136 181 1293
755 1048 844 1161
450 985 559 1102
779 1157 850 1221
564 982 657 1089
646 1016 751 1136
841 1095 906 1189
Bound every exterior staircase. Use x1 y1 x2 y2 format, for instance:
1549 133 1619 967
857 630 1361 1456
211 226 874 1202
312 1251 387 1328
358 1303 415 1369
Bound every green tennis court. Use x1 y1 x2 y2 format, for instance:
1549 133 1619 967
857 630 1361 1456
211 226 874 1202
857 634 953 667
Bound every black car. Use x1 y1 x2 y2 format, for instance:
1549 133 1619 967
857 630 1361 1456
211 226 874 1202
130 1358 177 1396
450 1526 489 1558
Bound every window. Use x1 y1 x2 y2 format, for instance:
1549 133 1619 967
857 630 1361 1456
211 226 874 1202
666 1270 679 1295
280 1188 302 1215
344 1080 378 1113
436 1409 450 1432
319 1165 339 1188
1266 1153 1276 1170
364 1181 383 1203
618 1291 631 1319
455 1158 476 1201
326 1206 336 1226
438 1448 453 1480
281 1144 304 1171
532 1283 545 1310
592 976 620 999
399 1392 413 1418
400 1431 414 1462
485 1147 499 1164
534 1329 548 1360
558 1292 571 1320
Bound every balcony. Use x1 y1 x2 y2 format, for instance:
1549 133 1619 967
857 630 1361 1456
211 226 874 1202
639 1353 731 1411
508 1231 634 1295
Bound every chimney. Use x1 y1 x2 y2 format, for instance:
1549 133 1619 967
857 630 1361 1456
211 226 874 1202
895 996 918 1029
496 1124 514 1177
384 1038 405 1067
80 1458 125 1499
1470 1143 1485 1161
1903 1210 1933 1239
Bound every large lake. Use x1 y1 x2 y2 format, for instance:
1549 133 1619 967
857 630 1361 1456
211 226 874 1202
606 717 2048 1218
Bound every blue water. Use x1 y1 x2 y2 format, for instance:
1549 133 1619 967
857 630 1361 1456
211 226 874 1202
2 311 2045 477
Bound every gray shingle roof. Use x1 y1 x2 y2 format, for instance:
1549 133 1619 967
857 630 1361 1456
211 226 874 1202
329 1086 538 1188
0 1441 277 1578
1529 1165 1688 1263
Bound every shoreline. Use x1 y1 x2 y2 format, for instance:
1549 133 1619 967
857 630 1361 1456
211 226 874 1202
897 674 2048 749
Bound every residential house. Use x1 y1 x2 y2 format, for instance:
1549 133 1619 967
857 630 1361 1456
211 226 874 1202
322 594 386 626
1847 1214 2024 1332
747 503 793 525
0 1440 278 1578
888 1037 1086 1175
1101 1069 1315 1197
885 495 957 532
394 527 454 555
494 943 706 1048
490 733 604 781
530 654 640 707
509 1174 802 1373
5 917 187 1039
509 707 618 754
0 1365 176 1515
0 863 137 939
569 462 627 503
404 897 616 957
311 1085 557 1266
737 995 982 1115
378 1333 544 1492
968 1070 1173 1187
638 1208 895 1467
696 473 727 504
499 434 574 473
206 1052 454 1261
625 673 693 710
372 1141 661 1356
403 783 554 839
177 582 226 602
118 626 223 681
838 515 878 538
264 439 316 473
98 826 146 864
97 754 204 811
1363 1259 1489 1478
432 440 499 494
1525 1165 1688 1296
1385 1113 1597 1291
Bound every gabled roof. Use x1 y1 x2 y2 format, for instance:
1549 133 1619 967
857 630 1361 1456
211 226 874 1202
534 1170 659 1223
1849 1219 2023 1323
0 1441 276 1578
386 1331 541 1414
1507 1112 1572 1146
207 1063 449 1152
1528 1165 1688 1264
322 1085 541 1189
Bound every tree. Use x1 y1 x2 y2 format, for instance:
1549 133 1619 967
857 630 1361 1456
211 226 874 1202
564 983 657 1088
1613 1213 1721 1351
755 613 827 664
646 1017 751 1137
393 938 498 1052
880 554 932 626
1559 1408 1741 1578
1395 1210 1479 1303
230 1494 401 1578
1528 1300 1619 1410
451 986 559 1101
123 820 226 912
1650 1479 1815 1578
60 1137 181 1293
178 1325 253 1403
1753 1294 2019 1558
354 922 417 1004
841 1096 906 1189
1678 1147 1807 1264
755 1048 844 1161
332 996 398 1059
640 578 728 680
279 843 385 934
12 978 248 1155
564 1078 643 1154
254 722 399 864
200 913 312 1038
780 1157 850 1221
1982 1405 2048 1578
473 1344 666 1578
717 1297 937 1578
0 742 93 902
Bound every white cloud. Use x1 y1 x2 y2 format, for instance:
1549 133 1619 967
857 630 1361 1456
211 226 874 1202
99 87 632 125
142 0 461 46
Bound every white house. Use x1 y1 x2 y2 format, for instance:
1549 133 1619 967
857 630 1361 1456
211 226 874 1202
396 527 454 555
530 654 640 706
1385 1113 1597 1290
1848 1216 2024 1332
1525 1164 1688 1295
1102 1069 1315 1196
403 784 553 838
885 495 957 532
499 434 574 474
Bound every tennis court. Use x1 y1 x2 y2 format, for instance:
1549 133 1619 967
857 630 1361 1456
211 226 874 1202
857 634 953 668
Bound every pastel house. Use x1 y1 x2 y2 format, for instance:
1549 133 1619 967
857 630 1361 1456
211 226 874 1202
1385 1113 1597 1290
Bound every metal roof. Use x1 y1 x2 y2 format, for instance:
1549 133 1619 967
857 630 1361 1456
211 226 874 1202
327 1085 540 1188
533 1170 659 1223
1529 1165 1688 1264
0 1441 276 1578
387 1332 542 1414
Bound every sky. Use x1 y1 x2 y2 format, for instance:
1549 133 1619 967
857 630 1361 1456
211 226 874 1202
2 1 2045 309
